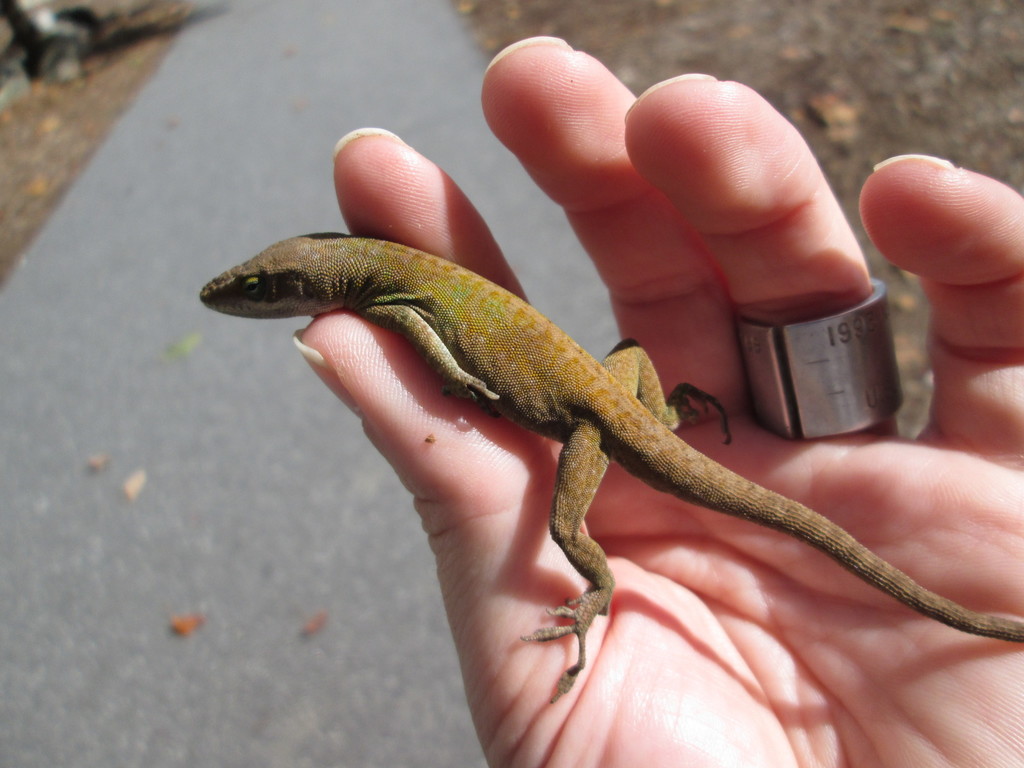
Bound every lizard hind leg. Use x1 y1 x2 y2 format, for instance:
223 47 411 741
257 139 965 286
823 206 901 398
523 420 614 702
602 339 731 443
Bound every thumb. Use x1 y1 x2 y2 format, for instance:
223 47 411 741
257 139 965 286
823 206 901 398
295 312 562 706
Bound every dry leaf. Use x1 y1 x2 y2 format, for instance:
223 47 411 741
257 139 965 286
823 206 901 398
779 45 810 62
86 453 111 473
170 613 206 636
25 175 50 197
301 610 328 637
163 331 201 360
807 93 859 143
37 115 61 135
726 24 753 40
885 13 929 34
123 469 147 501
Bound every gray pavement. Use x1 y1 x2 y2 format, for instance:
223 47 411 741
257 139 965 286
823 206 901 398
0 1 617 765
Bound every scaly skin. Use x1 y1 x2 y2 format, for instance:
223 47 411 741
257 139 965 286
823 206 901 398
201 233 1024 702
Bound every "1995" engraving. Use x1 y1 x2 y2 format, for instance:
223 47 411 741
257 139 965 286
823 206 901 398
826 312 880 346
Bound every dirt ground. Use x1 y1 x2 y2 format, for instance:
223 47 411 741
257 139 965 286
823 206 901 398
3 0 1022 434
0 0 189 283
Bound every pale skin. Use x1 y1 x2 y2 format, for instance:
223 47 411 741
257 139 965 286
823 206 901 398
293 38 1024 767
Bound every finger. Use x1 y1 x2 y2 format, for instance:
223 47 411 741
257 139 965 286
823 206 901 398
296 314 559 706
329 128 546 513
483 38 741 401
625 76 869 321
324 129 572 707
861 155 1024 453
329 127 550 526
332 128 523 293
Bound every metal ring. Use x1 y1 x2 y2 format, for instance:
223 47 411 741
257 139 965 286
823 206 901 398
736 279 902 439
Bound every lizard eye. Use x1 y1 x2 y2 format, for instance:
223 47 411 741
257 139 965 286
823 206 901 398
242 275 267 300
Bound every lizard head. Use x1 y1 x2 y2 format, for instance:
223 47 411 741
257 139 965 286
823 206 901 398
200 233 355 318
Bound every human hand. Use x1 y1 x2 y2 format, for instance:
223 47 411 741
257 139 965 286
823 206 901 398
298 37 1024 767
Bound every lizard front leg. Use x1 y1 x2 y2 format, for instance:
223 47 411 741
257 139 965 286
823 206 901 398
360 303 499 405
521 420 613 703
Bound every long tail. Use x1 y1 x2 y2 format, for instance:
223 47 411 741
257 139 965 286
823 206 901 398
655 440 1024 641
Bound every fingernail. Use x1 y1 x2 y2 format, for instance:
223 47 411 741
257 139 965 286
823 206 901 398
293 329 327 368
292 329 362 415
636 73 717 101
873 154 956 173
629 73 718 119
486 36 573 74
333 127 407 161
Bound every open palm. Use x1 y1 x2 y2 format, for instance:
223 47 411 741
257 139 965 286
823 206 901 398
297 38 1024 767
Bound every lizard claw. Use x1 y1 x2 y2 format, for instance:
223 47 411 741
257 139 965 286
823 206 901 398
544 605 577 619
668 382 731 444
521 622 585 704
521 588 611 702
460 373 499 401
441 375 501 413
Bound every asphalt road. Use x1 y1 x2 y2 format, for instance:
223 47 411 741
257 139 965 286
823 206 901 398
0 1 616 765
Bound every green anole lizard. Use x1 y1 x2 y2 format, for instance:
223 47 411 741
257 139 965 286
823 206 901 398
201 233 1024 701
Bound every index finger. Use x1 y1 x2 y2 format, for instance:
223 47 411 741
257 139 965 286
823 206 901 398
483 38 870 405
